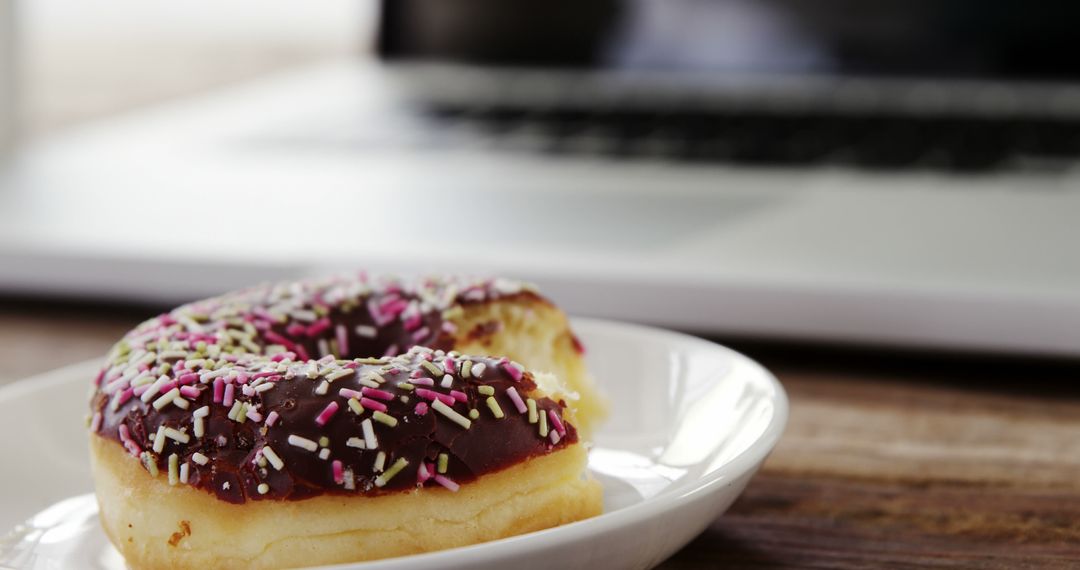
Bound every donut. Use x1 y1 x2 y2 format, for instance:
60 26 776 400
87 275 603 569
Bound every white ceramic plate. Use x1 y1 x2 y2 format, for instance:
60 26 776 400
0 318 787 570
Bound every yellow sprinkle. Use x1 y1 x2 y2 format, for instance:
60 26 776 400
319 436 330 447
486 397 505 419
468 409 479 420
437 453 448 474
432 400 472 429
420 360 443 377
348 398 365 415
168 454 179 486
527 399 538 424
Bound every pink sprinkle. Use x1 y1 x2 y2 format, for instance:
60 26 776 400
236 372 249 385
179 386 200 399
443 358 456 374
335 324 349 356
415 389 455 406
90 412 103 432
315 401 340 426
213 377 225 403
414 402 429 416
338 388 363 400
264 331 297 351
434 475 460 492
265 411 280 426
124 440 142 456
252 371 278 380
115 387 134 408
246 408 263 423
296 345 311 361
548 410 567 436
103 377 129 394
417 462 431 483
450 390 468 403
159 380 178 394
332 460 344 484
378 293 402 312
94 369 105 387
178 373 199 385
242 385 256 397
506 387 528 414
223 383 235 407
549 430 561 445
132 384 151 397
410 370 424 379
118 423 133 443
411 327 430 341
286 323 307 337
344 361 359 369
361 387 394 401
359 397 388 412
502 362 523 382
403 312 422 331
271 352 293 362
383 344 399 357
307 317 331 337
441 321 458 334
252 319 271 331
368 299 394 327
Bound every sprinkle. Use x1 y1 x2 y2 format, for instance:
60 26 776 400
360 397 388 412
193 416 205 437
192 452 209 465
420 360 442 377
410 377 435 386
374 458 409 487
288 434 319 452
223 383 235 407
477 385 495 396
347 398 365 415
339 387 363 399
179 385 200 399
372 411 398 427
472 363 487 377
226 401 243 421
383 344 399 357
168 454 179 485
550 430 562 444
468 409 479 419
246 407 263 423
527 399 538 423
440 375 454 388
164 427 190 443
461 360 473 378
213 377 225 403
539 410 549 437
432 400 472 429
319 436 330 447
411 327 430 341
90 412 103 433
254 382 275 393
506 387 528 414
437 453 448 474
262 446 285 470
335 324 349 356
343 467 356 490
140 375 169 403
414 402 429 416
502 361 524 381
109 388 134 412
179 462 190 484
450 390 468 402
332 460 344 484
397 382 415 391
548 410 567 436
486 397 505 419
415 388 455 406
346 437 366 449
172 398 190 410
265 411 280 426
141 452 159 477
362 418 379 449
361 387 394 401
443 358 456 374
152 425 167 454
325 368 355 382
355 325 377 338
417 461 431 484
433 475 459 492
374 451 386 472
258 483 270 495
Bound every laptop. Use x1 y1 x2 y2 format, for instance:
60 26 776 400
1 0 1079 355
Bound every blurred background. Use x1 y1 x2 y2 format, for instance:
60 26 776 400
2 0 1080 370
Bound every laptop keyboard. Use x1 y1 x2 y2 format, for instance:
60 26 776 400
415 103 1080 172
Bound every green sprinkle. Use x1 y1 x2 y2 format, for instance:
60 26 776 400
348 398 365 415
168 454 179 485
468 409 480 420
461 360 473 378
374 451 387 472
325 368 355 382
486 397 505 419
397 382 415 391
478 385 495 396
539 410 549 437
527 399 538 423
372 411 399 427
374 458 409 488
258 483 270 494
432 400 472 429
437 453 448 474
318 436 330 447
141 452 159 477
420 360 443 377
356 357 385 365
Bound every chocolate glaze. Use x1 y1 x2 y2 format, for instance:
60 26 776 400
88 276 577 504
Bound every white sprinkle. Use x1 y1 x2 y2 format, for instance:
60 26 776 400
343 467 356 490
152 425 167 454
315 380 329 395
440 374 453 388
355 325 377 338
193 417 205 438
140 375 170 403
254 382 275 393
226 401 243 421
325 368 355 382
192 452 209 465
374 451 386 472
288 434 318 452
472 363 487 377
168 454 179 486
318 448 330 460
346 437 366 449
362 418 379 449
192 405 210 419
179 462 190 484
257 483 270 495
172 397 189 410
163 427 190 444
262 446 285 470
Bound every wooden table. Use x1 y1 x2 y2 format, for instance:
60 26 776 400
2 299 1078 568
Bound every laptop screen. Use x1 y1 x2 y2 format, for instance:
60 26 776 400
378 0 1080 83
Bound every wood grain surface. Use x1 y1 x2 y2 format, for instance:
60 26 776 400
2 299 1078 569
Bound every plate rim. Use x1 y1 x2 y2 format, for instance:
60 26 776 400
0 317 789 569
